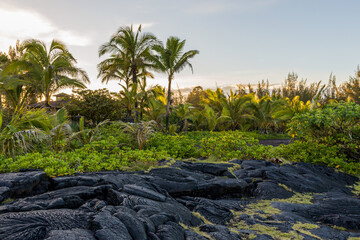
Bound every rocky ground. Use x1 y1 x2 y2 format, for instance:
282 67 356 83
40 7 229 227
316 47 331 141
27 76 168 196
0 159 359 240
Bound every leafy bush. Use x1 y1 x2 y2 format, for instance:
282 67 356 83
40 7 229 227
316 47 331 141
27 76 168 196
288 102 360 161
0 139 169 176
147 133 198 159
148 131 272 161
271 141 360 175
66 89 122 125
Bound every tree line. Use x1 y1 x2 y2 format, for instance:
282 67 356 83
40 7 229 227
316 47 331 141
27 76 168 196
1 24 360 134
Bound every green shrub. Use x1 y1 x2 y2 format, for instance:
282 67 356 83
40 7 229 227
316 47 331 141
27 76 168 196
288 102 360 161
147 133 198 159
0 142 169 176
271 141 360 175
65 89 122 125
148 131 272 161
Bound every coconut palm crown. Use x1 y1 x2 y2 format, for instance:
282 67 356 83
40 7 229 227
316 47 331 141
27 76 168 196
98 25 158 88
5 39 89 107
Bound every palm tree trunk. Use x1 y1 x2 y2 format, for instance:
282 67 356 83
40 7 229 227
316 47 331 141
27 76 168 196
166 74 173 131
45 93 51 107
132 68 138 121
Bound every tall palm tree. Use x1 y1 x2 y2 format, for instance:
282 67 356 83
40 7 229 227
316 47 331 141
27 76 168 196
97 51 131 89
5 39 89 107
148 36 199 130
98 25 157 119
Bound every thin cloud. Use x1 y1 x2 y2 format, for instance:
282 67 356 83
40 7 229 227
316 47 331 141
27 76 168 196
0 8 92 52
186 0 280 15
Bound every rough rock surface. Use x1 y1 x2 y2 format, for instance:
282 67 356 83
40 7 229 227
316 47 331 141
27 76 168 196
0 160 359 240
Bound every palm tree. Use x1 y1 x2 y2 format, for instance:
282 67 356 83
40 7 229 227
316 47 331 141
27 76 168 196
0 108 51 156
202 88 226 113
148 36 199 130
203 105 230 131
174 103 193 132
0 52 31 110
145 98 166 127
221 91 252 130
118 83 139 120
97 51 131 89
6 39 89 107
0 50 30 110
247 95 287 133
0 73 29 110
98 25 157 119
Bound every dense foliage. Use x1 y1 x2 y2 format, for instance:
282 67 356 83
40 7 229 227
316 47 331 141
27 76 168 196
66 89 122 125
288 102 360 162
0 25 360 178
0 117 359 176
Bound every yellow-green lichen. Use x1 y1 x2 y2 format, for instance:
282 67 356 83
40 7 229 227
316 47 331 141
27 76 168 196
331 225 346 231
231 192 314 220
144 159 176 173
278 192 314 204
292 222 321 239
229 220 304 240
231 201 282 219
351 181 360 196
192 211 214 225
278 183 293 192
228 193 319 240
1 198 13 204
227 164 242 178
180 222 214 240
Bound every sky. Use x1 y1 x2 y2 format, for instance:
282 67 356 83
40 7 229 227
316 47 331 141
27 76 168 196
0 0 359 93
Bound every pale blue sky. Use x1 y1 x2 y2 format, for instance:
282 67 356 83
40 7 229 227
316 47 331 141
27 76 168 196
0 0 359 92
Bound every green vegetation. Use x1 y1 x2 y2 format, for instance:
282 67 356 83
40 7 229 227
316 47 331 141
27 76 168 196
288 102 360 162
0 115 359 176
0 24 359 177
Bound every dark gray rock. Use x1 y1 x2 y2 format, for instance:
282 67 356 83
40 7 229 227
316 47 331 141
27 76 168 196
92 211 132 240
156 222 185 240
114 211 147 240
173 161 234 176
0 159 359 239
0 171 49 199
45 229 96 240
0 209 91 240
254 181 294 199
123 184 167 202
